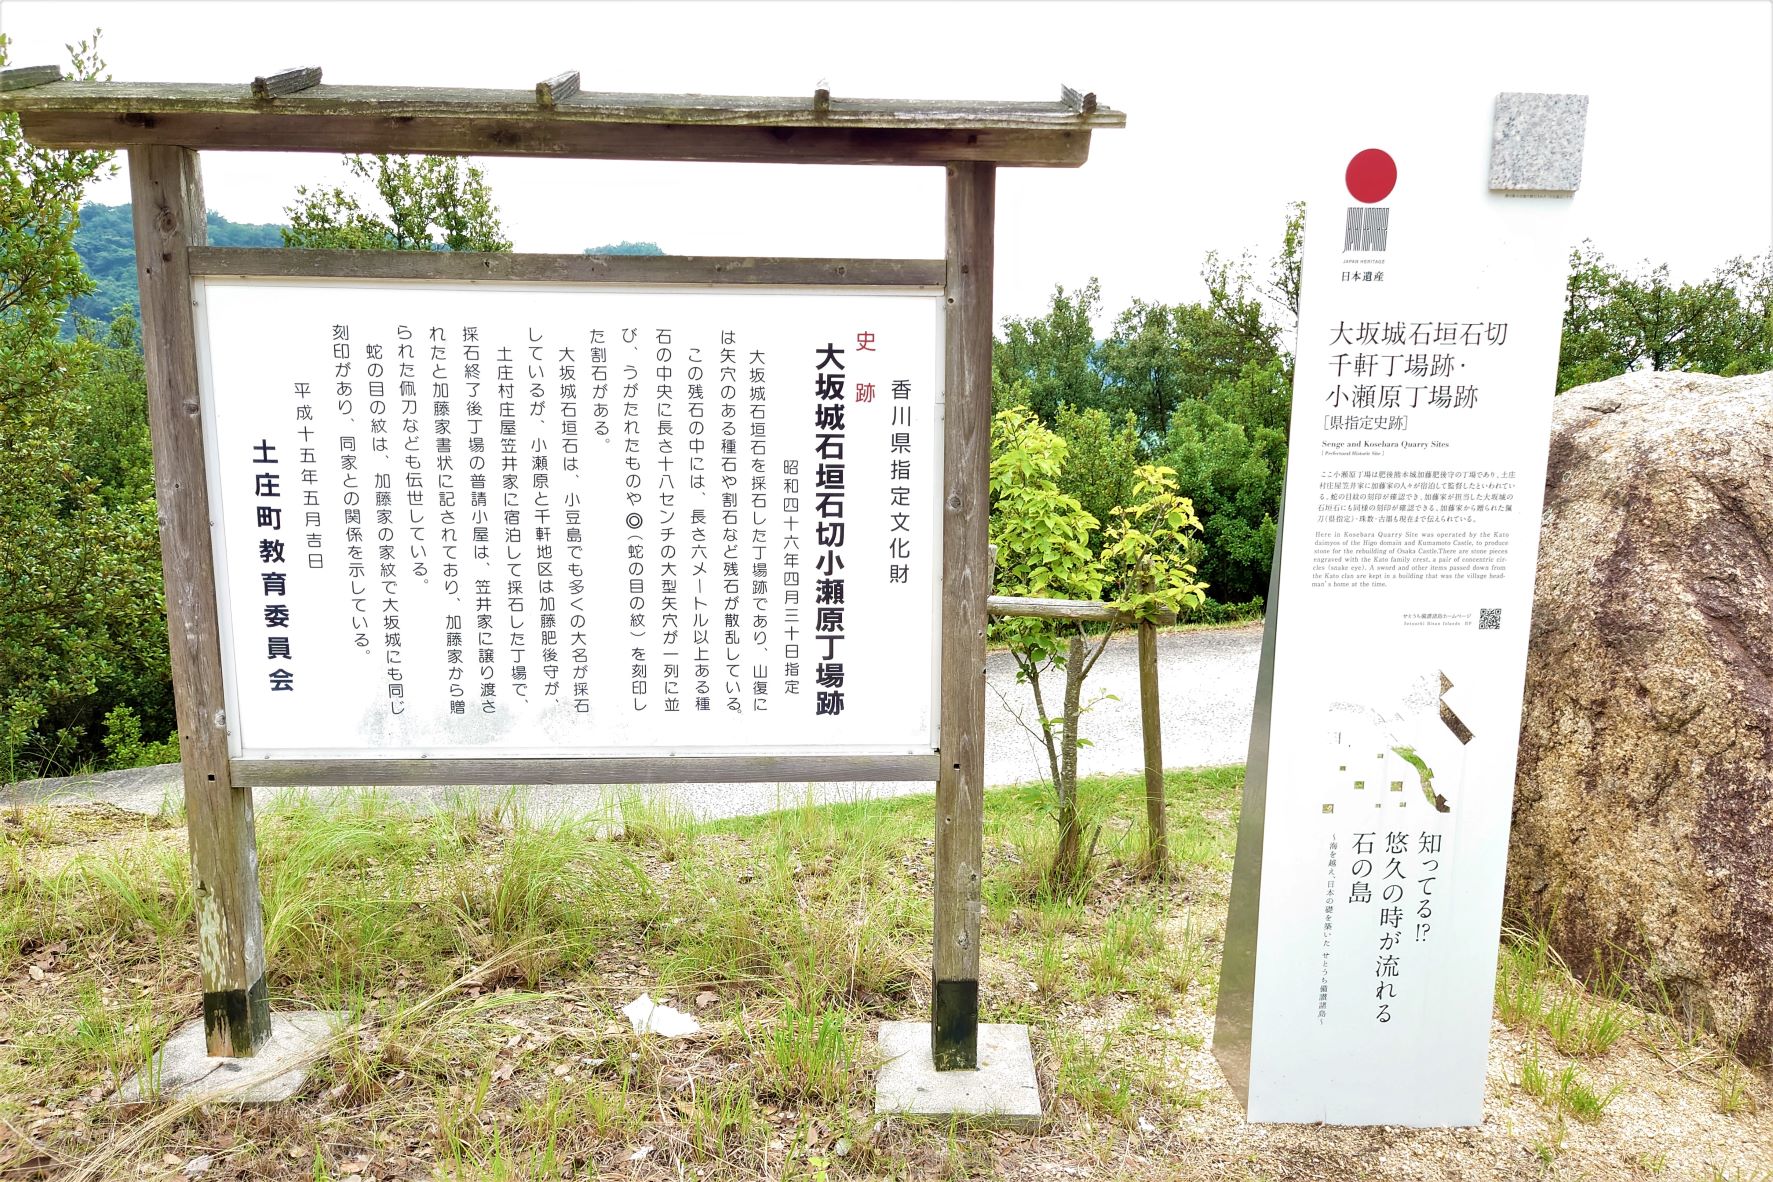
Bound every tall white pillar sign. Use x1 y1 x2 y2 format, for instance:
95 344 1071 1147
1215 93 1589 1126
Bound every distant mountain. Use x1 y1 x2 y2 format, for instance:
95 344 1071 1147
584 241 665 256
69 206 669 329
69 203 285 328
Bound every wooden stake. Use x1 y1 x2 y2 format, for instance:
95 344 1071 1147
536 70 580 108
1060 84 1098 115
130 147 272 1058
1139 613 1167 873
250 66 321 100
0 64 62 92
932 161 994 1071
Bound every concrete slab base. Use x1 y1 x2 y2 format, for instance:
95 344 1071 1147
115 1011 346 1104
873 1021 1043 1131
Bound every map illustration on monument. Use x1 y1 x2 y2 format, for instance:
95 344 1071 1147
1320 670 1475 815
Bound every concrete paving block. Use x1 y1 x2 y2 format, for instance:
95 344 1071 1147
874 1021 1043 1130
115 1011 346 1104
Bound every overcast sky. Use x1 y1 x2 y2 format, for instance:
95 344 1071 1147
3 0 1769 325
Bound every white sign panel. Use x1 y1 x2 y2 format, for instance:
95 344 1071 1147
194 278 943 761
1218 95 1580 1125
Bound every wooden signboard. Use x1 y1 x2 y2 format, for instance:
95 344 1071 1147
0 68 1121 1073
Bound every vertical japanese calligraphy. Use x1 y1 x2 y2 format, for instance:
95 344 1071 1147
251 435 292 692
813 343 847 718
196 280 943 758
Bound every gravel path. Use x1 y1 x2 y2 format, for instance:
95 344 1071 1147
5 625 1262 822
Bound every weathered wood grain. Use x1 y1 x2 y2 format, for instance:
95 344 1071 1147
231 754 939 787
187 247 945 287
931 161 995 1071
130 146 271 1058
987 595 1178 626
17 108 1093 166
250 66 321 100
536 70 579 108
0 64 61 92
1139 616 1167 872
0 80 1126 127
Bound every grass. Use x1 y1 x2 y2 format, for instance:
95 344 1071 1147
1495 925 1637 1057
1517 1041 1622 1123
0 771 1243 1177
0 766 1765 1180
755 999 856 1104
1051 1027 1138 1126
1718 1058 1760 1116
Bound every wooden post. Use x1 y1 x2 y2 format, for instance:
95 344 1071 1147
130 146 272 1058
1138 614 1167 874
932 160 994 1070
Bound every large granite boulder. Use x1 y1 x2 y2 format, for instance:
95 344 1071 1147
1511 369 1773 1068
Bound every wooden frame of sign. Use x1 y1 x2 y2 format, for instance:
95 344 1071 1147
0 67 1121 1067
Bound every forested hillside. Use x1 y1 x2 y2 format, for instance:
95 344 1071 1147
68 202 284 327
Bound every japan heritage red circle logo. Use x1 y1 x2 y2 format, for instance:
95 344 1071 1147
1345 149 1397 203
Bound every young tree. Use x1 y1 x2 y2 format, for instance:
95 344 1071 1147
989 408 1205 888
283 154 513 252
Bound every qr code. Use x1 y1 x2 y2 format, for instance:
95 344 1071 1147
1479 608 1502 631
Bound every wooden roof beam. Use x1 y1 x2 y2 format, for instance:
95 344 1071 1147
15 109 1091 166
1 79 1121 166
